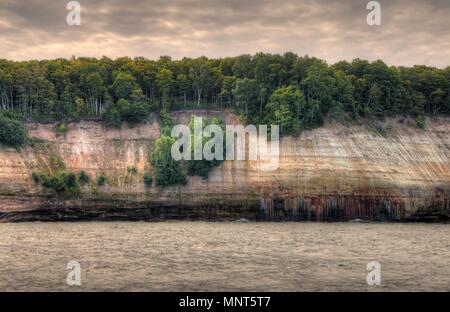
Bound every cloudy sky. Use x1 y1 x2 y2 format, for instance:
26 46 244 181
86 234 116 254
0 0 449 67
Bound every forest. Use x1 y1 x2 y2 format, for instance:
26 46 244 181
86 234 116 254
1 52 450 146
1 52 449 188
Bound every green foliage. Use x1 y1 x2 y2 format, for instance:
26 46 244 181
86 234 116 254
415 115 426 129
78 170 90 185
159 108 173 136
119 99 149 125
0 110 24 120
233 78 259 120
156 68 174 109
97 175 107 186
49 154 65 170
112 72 138 100
265 86 305 134
104 89 149 127
56 122 67 134
104 106 121 128
0 112 27 146
32 172 40 183
127 166 138 174
150 135 186 186
0 53 448 131
34 171 80 197
3 53 449 192
27 136 46 147
143 172 153 187
186 116 225 178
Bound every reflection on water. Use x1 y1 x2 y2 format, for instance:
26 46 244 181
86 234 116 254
0 221 449 291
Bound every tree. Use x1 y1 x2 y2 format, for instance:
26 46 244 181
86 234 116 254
186 116 224 178
265 86 305 134
233 78 259 120
111 72 139 100
104 106 121 128
80 72 105 116
0 112 27 146
156 68 174 109
333 70 355 115
302 61 337 116
368 83 384 117
150 135 186 186
189 58 212 107
176 74 190 107
430 88 445 114
0 69 13 110
126 88 150 124
232 54 253 78
220 76 236 108
104 88 149 128
72 96 84 118
0 53 448 136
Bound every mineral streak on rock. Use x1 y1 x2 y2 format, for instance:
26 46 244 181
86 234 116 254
0 111 449 222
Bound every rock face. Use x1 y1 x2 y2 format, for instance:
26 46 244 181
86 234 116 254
0 110 449 222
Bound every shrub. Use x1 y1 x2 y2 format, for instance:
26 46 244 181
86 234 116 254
36 171 80 197
104 95 149 128
32 172 41 183
143 172 153 187
27 137 46 147
64 172 77 188
79 170 90 184
97 175 107 186
49 154 65 170
415 115 425 129
0 110 23 120
119 101 149 125
104 107 121 128
0 113 27 146
160 108 172 128
56 122 67 134
127 166 138 174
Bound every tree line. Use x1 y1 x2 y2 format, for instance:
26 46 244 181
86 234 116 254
0 53 449 132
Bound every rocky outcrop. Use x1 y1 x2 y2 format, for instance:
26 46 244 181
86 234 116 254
0 111 449 222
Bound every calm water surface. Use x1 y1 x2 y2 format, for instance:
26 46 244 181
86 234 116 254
0 222 449 291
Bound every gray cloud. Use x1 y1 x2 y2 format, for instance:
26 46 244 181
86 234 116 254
0 0 449 67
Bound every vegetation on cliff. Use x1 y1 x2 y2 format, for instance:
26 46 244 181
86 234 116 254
150 135 186 187
0 111 27 146
143 172 153 187
149 107 186 187
78 170 90 185
186 115 225 178
97 175 107 187
148 113 227 186
32 171 81 197
2 53 447 189
104 90 150 127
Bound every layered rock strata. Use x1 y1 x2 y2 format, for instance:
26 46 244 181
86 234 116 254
0 111 448 222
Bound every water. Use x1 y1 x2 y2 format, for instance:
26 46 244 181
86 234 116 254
0 222 449 292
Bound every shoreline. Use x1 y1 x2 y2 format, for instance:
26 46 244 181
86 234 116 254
1 208 449 223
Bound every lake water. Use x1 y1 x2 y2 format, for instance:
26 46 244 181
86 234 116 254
0 222 449 291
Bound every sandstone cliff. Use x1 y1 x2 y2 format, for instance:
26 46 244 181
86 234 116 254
0 110 449 222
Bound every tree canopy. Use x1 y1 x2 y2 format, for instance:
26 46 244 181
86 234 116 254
0 111 27 146
0 54 449 134
150 135 186 187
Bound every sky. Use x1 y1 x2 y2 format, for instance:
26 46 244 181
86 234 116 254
0 0 449 67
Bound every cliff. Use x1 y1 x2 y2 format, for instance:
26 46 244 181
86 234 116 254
0 110 449 222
